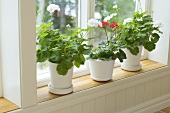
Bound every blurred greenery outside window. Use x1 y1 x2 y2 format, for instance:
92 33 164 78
94 0 135 47
36 0 135 76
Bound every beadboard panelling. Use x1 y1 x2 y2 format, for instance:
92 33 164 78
71 104 83 113
115 90 125 112
50 110 58 113
105 93 116 113
9 71 170 113
161 75 170 95
135 84 145 106
94 96 106 113
58 107 71 113
125 87 135 109
82 100 95 113
144 81 153 102
153 78 162 99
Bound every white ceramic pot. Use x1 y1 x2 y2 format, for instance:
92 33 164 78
48 62 73 95
89 60 115 81
121 46 143 71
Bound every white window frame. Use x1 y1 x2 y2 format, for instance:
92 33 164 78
37 0 149 87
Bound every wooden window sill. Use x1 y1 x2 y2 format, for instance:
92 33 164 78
0 59 166 113
37 59 166 103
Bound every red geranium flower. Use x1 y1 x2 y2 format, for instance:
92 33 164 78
102 21 109 27
109 22 118 28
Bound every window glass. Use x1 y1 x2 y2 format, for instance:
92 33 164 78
36 0 79 75
94 0 135 47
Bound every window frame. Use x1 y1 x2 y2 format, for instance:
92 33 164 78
36 0 149 87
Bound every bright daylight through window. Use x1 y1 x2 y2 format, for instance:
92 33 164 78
36 0 136 86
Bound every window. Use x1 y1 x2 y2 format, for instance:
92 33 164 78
36 0 147 87
36 0 89 87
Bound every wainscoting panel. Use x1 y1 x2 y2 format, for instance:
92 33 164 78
58 107 71 113
71 103 83 113
152 78 162 99
125 86 135 109
9 70 170 113
135 83 145 106
94 96 106 113
82 100 95 113
105 93 116 113
161 75 170 96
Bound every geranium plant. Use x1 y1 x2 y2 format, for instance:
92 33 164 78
117 1 163 55
36 4 93 75
87 5 126 62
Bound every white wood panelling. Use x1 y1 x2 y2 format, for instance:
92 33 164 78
153 78 162 99
82 100 95 113
9 74 170 113
71 104 83 113
94 96 106 113
135 84 144 105
59 107 71 113
161 75 170 95
115 90 125 112
50 110 58 113
105 93 116 113
144 81 153 102
125 87 135 109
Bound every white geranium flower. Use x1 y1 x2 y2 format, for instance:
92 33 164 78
153 20 163 28
104 13 117 22
87 18 101 27
66 24 71 28
113 5 118 9
110 13 117 17
104 16 112 22
47 4 60 13
123 18 133 25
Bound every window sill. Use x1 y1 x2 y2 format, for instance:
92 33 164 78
37 59 166 103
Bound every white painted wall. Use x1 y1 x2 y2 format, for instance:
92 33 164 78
0 0 21 106
148 0 170 65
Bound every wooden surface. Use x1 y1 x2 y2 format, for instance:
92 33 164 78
155 106 170 113
0 98 19 113
37 60 166 103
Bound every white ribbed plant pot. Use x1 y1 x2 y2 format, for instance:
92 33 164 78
89 60 115 81
48 62 73 95
121 46 143 71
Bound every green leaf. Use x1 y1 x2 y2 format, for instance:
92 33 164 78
127 47 139 56
144 42 156 51
152 33 160 43
57 64 68 75
74 61 80 68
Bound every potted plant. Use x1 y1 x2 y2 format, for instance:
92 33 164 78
117 9 163 71
87 5 126 81
36 4 93 94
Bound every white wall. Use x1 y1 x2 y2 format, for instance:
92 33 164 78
148 0 170 65
0 0 21 106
